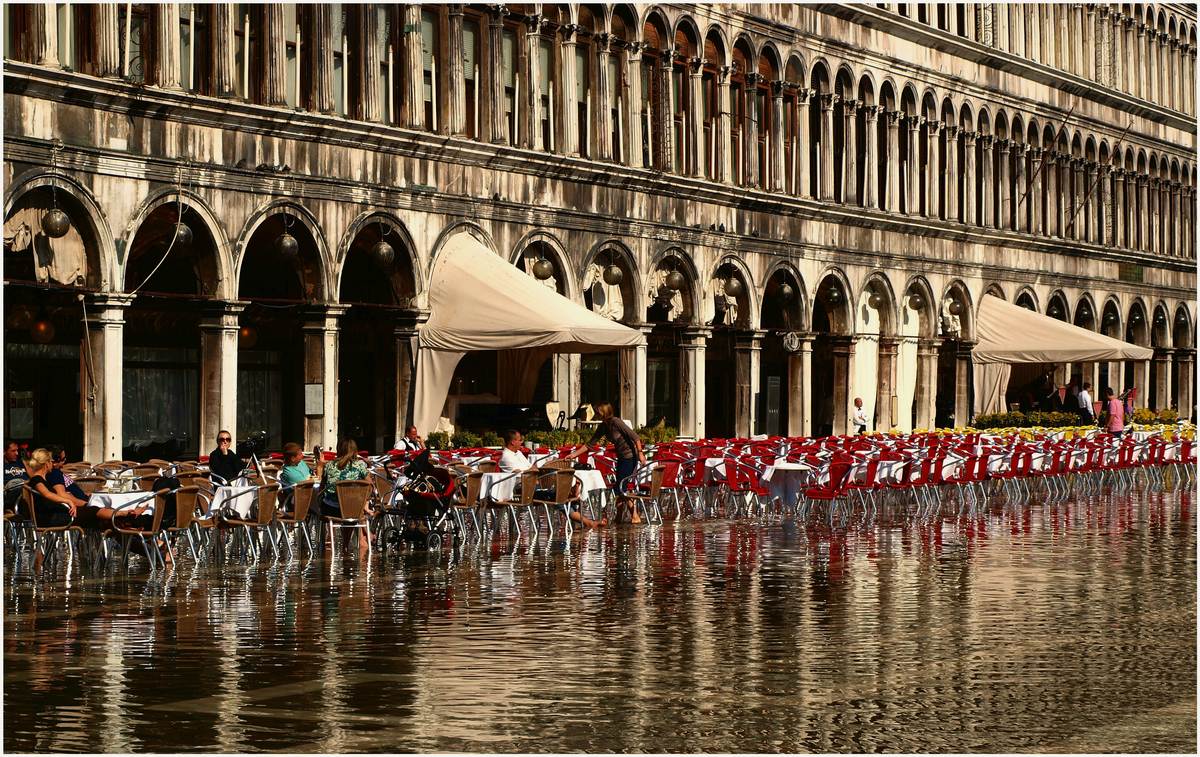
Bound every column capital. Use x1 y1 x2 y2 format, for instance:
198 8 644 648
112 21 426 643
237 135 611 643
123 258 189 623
819 92 839 110
1056 152 1072 166
978 133 993 149
85 292 137 311
689 57 705 74
878 336 902 353
917 337 943 355
943 124 959 139
1097 5 1110 20
925 119 942 135
842 98 860 111
1012 141 1029 155
769 79 785 96
199 299 249 327
744 72 763 85
795 86 813 103
885 109 903 126
301 303 350 329
863 104 882 120
447 3 465 17
681 326 712 345
995 137 1011 152
735 330 768 349
903 114 921 131
962 129 977 145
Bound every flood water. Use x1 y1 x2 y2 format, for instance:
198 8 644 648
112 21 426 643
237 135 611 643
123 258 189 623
4 486 1196 753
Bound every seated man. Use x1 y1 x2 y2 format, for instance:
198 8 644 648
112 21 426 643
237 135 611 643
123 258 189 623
397 426 425 452
4 441 28 513
498 430 602 528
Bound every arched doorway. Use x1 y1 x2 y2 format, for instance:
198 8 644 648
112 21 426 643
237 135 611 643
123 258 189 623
3 181 105 458
1072 295 1098 403
899 278 937 432
645 251 697 435
1124 301 1150 408
705 258 754 438
338 215 418 453
122 200 222 460
1149 303 1171 411
857 274 898 432
1099 298 1124 396
935 283 973 426
759 265 806 436
810 272 853 436
582 242 640 422
1172 306 1194 419
236 209 326 451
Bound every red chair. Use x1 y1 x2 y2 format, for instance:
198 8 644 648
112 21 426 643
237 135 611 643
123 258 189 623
799 454 857 526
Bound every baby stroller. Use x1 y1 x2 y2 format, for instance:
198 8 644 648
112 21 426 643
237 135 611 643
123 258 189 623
396 450 459 550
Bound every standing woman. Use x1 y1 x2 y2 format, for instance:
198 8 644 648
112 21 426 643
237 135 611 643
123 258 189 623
566 402 647 524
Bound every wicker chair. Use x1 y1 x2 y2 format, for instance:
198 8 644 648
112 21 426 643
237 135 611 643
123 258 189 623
110 488 172 570
276 480 317 557
20 487 82 570
222 484 282 560
323 480 373 556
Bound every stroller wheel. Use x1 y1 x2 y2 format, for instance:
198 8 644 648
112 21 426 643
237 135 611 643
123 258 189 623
426 532 443 551
382 527 404 550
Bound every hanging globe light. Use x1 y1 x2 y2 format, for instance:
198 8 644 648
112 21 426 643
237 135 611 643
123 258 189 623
907 292 924 310
868 291 884 309
1154 311 1165 325
665 270 685 291
724 277 744 298
778 282 795 303
1049 304 1062 318
238 325 258 349
948 299 963 316
602 264 624 286
41 208 71 238
275 231 299 259
31 318 55 344
372 239 395 267
826 286 841 303
532 257 555 280
173 222 193 248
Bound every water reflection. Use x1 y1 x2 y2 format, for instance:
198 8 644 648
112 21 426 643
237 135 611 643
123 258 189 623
5 487 1196 753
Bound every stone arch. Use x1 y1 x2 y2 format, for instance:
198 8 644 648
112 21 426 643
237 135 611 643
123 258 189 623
118 187 234 299
581 238 644 322
1074 293 1099 330
941 279 975 341
1045 289 1070 321
900 274 938 339
647 245 701 325
640 5 670 49
783 50 806 84
900 82 919 115
879 77 900 111
671 13 702 56
4 168 116 291
1173 303 1193 349
859 271 900 337
233 199 331 301
984 282 1007 299
1151 300 1172 347
707 253 760 329
1014 285 1039 311
1126 298 1150 346
509 229 579 301
959 100 974 131
1101 295 1124 338
610 4 638 42
334 210 422 306
703 22 730 68
809 57 832 92
760 258 809 332
857 71 877 107
834 62 857 99
758 40 784 79
812 266 855 335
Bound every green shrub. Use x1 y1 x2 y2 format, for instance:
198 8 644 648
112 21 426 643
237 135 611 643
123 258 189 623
480 431 503 447
426 431 450 449
972 410 1081 429
450 430 482 449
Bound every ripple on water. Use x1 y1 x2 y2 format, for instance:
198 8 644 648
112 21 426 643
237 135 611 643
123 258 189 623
3 487 1196 753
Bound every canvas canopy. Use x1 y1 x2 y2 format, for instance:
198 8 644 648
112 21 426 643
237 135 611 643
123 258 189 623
413 232 645 433
972 294 1153 414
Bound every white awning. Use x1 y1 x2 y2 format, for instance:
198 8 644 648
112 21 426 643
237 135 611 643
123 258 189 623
972 294 1153 415
413 232 645 433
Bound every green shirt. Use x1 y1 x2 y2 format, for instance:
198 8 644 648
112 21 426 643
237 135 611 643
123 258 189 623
280 461 311 487
322 458 369 496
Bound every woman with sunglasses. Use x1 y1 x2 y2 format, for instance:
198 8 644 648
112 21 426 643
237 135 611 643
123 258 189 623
208 430 244 485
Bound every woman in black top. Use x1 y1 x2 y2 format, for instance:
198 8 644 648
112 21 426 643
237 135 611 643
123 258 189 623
566 402 647 523
208 430 244 484
22 449 75 528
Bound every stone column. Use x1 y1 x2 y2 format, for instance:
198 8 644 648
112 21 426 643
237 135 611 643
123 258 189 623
979 134 994 227
819 93 837 201
309 5 335 114
485 9 507 143
954 341 975 427
18 3 57 66
877 337 899 432
864 106 881 209
404 5 424 128
82 294 133 462
962 130 977 224
1113 168 1126 247
769 80 786 191
1056 154 1070 238
1137 175 1150 251
1159 32 1170 107
886 110 902 213
916 338 939 430
830 336 857 436
976 3 994 46
943 125 959 222
1085 5 1097 81
795 88 812 197
744 73 762 187
925 119 940 218
1148 177 1160 253
842 98 859 205
1013 142 1028 232
691 60 707 179
261 4 289 107
302 306 347 451
1084 160 1098 244
1101 164 1114 246
1168 181 1179 255
1030 148 1044 235
393 324 421 440
618 325 651 428
95 3 123 78
595 36 612 160
996 138 1011 230
199 301 246 455
1131 360 1151 409
734 331 765 437
154 3 181 89
788 335 814 437
625 46 645 169
558 24 578 155
1153 349 1174 411
1176 351 1195 420
1111 11 1124 89
523 15 542 150
1137 23 1149 101
716 66 732 183
1070 158 1085 241
905 116 921 216
680 328 710 440
658 53 674 171
448 5 467 136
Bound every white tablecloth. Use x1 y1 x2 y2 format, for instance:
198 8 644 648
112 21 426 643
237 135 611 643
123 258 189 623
209 485 259 518
877 459 907 484
87 491 157 514
574 469 608 497
479 472 521 502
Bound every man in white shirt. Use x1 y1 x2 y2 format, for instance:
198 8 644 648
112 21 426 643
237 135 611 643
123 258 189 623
1077 382 1094 424
398 425 425 452
497 429 601 527
852 397 870 435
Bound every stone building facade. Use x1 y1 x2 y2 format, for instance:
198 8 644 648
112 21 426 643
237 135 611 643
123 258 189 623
3 2 1196 461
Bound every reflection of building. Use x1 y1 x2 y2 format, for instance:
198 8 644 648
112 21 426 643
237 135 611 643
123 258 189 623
3 3 1195 459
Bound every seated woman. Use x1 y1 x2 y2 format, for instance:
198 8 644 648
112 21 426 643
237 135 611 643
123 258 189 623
278 442 319 513
320 439 372 553
23 449 78 570
45 445 107 530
